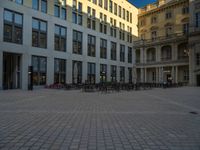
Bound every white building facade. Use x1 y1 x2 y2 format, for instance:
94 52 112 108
0 0 138 90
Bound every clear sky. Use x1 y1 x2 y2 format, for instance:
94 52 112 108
129 0 157 8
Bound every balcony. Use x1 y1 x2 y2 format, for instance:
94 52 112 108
133 33 188 48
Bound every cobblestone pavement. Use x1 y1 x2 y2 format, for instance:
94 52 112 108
0 87 200 150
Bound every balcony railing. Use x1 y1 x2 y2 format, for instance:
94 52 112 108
147 58 156 62
133 33 187 47
161 57 172 61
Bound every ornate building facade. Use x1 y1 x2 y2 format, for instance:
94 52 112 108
134 0 190 85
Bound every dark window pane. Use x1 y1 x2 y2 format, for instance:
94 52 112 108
32 31 39 47
14 27 22 44
4 24 12 42
40 33 47 48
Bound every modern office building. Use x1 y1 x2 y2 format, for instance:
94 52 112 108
189 0 200 86
0 0 138 90
134 0 190 84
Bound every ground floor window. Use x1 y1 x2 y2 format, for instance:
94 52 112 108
128 68 132 83
87 62 96 84
54 58 66 84
111 65 117 82
72 61 82 84
32 56 47 85
183 70 189 81
100 64 107 83
120 66 125 82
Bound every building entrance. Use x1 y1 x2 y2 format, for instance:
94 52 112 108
197 75 200 86
3 52 21 89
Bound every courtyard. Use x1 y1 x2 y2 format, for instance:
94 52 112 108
0 87 200 150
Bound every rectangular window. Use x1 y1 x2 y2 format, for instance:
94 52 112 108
123 8 125 19
182 7 189 14
32 0 39 10
87 62 96 84
196 53 200 65
72 61 82 84
100 39 107 59
196 12 200 27
114 3 117 15
111 65 117 82
41 0 47 13
120 44 125 62
104 0 108 10
118 6 121 17
32 18 47 48
88 35 96 57
120 66 125 82
100 64 107 82
128 47 132 63
109 0 113 13
54 5 60 17
73 30 82 54
151 31 157 40
32 56 47 85
54 25 66 52
166 12 172 19
72 1 82 25
183 23 189 34
111 42 117 61
99 0 102 7
54 58 66 84
128 68 132 83
4 9 23 44
15 0 23 4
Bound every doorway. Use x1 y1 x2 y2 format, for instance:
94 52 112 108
197 75 200 86
3 52 21 89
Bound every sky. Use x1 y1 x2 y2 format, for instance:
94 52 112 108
129 0 157 8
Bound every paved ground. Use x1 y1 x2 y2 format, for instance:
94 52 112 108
0 87 200 150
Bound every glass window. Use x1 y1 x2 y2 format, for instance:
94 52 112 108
32 56 47 86
87 62 96 84
196 12 200 27
41 0 47 13
61 8 66 20
32 18 47 48
54 59 66 84
4 10 13 22
120 44 125 62
15 0 23 4
73 30 82 54
54 5 60 17
40 21 47 31
4 10 23 44
32 0 39 10
32 19 39 30
14 13 23 25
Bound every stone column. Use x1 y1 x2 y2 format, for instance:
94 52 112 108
172 66 175 83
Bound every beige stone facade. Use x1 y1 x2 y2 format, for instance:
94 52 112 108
134 0 190 85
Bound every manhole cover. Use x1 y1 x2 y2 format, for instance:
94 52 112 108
189 111 198 115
